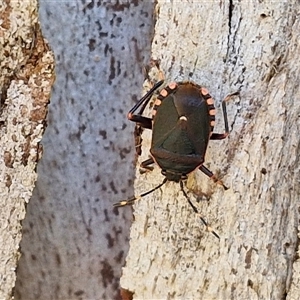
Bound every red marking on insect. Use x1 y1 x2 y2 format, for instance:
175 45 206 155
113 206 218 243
201 87 210 95
160 89 168 97
168 82 177 89
154 99 162 107
206 97 214 105
209 109 216 116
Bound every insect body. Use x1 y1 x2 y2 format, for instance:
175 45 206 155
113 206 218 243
114 80 238 238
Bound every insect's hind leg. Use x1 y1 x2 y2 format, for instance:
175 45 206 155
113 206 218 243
180 181 220 239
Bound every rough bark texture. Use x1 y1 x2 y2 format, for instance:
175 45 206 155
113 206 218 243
120 2 300 299
0 1 54 299
14 1 154 300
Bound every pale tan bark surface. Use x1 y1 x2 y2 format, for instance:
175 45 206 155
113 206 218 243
0 1 54 299
14 1 155 300
120 2 300 299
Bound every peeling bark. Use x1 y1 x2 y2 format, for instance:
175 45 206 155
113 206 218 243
0 1 54 299
120 2 300 299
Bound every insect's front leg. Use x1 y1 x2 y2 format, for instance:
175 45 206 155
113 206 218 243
139 157 155 173
199 165 228 190
210 91 239 140
128 80 164 129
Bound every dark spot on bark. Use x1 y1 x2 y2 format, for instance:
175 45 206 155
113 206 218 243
109 56 116 84
99 31 108 38
21 137 31 166
113 226 122 236
261 168 267 175
31 254 36 261
39 195 45 202
110 181 118 194
102 184 107 191
88 38 96 51
115 250 124 264
113 207 119 216
104 44 112 56
74 290 85 296
100 260 114 288
116 17 122 25
86 227 93 238
5 174 12 187
105 233 114 248
247 279 253 288
79 124 86 133
104 209 110 222
82 0 94 13
109 1 130 11
99 130 107 139
231 283 236 294
245 248 252 269
120 147 131 159
56 253 61 266
95 175 101 182
117 60 121 76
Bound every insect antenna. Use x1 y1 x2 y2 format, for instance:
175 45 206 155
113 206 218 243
113 178 168 207
179 181 220 239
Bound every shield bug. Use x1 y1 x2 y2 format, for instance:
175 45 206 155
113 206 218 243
114 80 238 238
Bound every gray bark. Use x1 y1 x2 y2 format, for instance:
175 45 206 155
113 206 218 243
0 1 54 299
120 2 300 299
15 1 154 300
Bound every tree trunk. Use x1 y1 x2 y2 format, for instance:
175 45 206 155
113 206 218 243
14 1 155 300
0 1 54 299
120 2 300 299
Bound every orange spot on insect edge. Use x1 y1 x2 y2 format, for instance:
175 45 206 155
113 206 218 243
169 82 177 89
160 89 168 97
209 109 216 116
155 99 162 106
206 97 214 105
201 87 209 95
210 121 216 127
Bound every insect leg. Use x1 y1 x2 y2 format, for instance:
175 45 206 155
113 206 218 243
199 165 228 190
127 80 164 129
210 91 239 140
113 178 167 207
180 181 220 239
140 157 155 171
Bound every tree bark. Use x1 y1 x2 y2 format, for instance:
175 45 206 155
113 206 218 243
0 1 54 299
120 2 300 299
14 1 155 300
